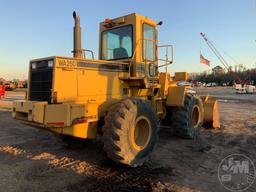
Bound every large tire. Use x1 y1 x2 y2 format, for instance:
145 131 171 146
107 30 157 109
103 98 158 167
170 95 203 139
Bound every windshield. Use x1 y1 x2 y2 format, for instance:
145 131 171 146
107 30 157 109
101 25 133 60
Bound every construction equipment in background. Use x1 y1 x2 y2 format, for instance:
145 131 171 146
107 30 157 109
12 12 220 167
5 82 16 91
1 80 26 91
200 33 256 94
200 33 243 82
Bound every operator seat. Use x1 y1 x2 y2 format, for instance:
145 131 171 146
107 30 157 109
113 48 128 59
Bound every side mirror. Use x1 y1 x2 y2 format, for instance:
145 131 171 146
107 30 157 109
157 21 163 26
149 63 158 76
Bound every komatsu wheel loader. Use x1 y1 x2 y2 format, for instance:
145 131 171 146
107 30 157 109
12 12 220 167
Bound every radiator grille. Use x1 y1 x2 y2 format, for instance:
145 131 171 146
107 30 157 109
29 60 53 103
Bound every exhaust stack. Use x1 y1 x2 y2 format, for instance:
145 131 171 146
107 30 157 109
73 11 83 58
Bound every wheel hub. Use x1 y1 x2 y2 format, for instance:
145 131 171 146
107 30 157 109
131 116 152 151
192 106 200 128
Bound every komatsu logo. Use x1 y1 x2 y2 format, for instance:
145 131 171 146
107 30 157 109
58 59 77 68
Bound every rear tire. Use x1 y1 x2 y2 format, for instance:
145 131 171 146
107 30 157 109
103 98 158 167
170 95 203 139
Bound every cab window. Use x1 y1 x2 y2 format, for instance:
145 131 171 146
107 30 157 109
143 24 155 61
101 25 133 60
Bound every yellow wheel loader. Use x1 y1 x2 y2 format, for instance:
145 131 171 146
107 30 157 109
12 12 220 167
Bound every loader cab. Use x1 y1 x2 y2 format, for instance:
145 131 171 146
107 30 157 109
99 13 158 66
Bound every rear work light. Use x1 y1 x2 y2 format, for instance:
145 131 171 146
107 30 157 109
48 60 53 68
31 63 37 69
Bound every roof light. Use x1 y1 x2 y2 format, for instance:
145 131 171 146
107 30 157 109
105 18 111 23
48 60 53 68
31 63 36 69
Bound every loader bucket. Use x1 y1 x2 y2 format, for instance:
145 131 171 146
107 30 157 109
202 96 220 129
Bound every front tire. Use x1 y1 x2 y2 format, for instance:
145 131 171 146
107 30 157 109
171 95 203 139
103 98 158 167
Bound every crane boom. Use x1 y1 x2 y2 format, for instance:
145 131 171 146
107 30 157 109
200 33 242 83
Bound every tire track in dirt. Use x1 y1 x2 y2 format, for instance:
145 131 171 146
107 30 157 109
66 160 175 192
0 145 175 191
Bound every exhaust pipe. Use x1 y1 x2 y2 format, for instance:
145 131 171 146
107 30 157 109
73 11 83 58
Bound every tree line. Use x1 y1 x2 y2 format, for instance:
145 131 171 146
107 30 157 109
190 68 256 85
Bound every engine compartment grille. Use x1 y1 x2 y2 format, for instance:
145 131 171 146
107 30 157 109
29 60 53 103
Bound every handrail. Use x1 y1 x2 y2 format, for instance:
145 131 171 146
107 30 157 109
129 38 157 76
129 39 174 76
157 45 174 73
82 49 95 60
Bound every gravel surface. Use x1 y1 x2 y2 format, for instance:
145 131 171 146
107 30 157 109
0 87 255 192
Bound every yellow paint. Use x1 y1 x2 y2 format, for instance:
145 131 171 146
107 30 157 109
175 72 188 81
12 13 220 140
99 13 157 64
130 125 141 151
62 122 97 138
159 72 170 97
33 102 47 123
202 96 220 129
166 86 186 107
45 104 70 126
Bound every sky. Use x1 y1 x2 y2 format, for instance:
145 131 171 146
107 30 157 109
0 0 256 80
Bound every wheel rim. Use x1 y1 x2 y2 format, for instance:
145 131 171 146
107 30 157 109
131 116 152 151
192 105 200 128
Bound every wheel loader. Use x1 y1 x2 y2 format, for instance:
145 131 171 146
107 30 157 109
12 12 220 167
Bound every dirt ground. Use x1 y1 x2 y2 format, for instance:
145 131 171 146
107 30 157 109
0 87 255 192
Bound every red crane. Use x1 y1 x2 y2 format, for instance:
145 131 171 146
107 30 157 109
200 32 242 84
